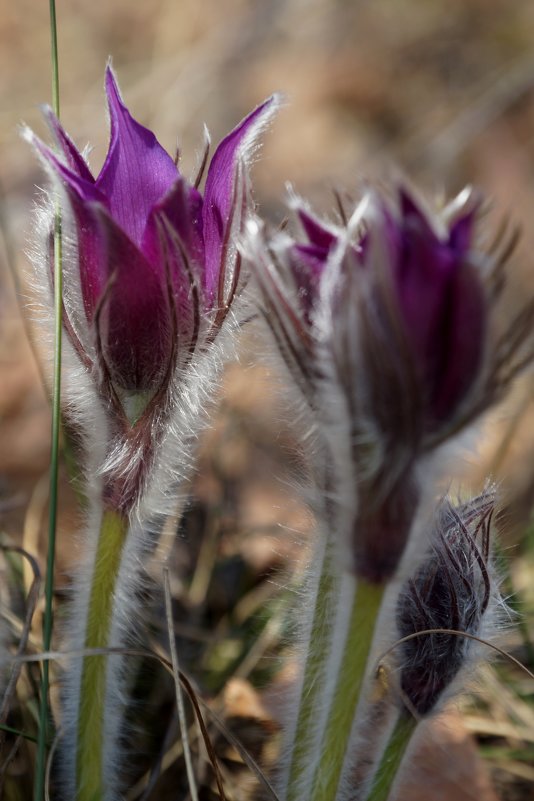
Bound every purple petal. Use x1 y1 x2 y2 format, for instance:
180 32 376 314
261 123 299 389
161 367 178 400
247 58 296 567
428 262 486 421
293 243 329 275
399 189 435 241
290 244 326 322
202 95 278 303
30 135 108 318
96 67 178 248
449 210 476 253
90 206 173 391
142 178 205 341
142 176 204 272
43 107 95 183
297 207 337 250
32 131 173 390
392 192 484 422
395 223 454 359
65 194 107 323
392 193 455 367
32 135 104 205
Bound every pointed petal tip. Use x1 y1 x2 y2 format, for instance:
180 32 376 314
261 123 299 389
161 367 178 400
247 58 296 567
40 103 55 123
105 62 119 92
26 130 55 164
20 124 35 146
39 104 61 140
286 185 306 211
284 180 296 196
231 92 283 162
104 65 125 115
202 123 211 146
399 186 422 216
28 131 103 204
97 64 178 245
38 104 94 182
253 92 285 129
104 64 131 123
265 91 286 111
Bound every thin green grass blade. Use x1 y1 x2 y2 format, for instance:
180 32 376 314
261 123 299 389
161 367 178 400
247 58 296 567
33 1 62 797
0 723 39 744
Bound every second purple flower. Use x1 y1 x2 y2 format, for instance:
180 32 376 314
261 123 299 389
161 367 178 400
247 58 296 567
247 187 532 580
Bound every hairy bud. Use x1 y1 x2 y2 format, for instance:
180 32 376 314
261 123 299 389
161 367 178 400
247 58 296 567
396 489 499 715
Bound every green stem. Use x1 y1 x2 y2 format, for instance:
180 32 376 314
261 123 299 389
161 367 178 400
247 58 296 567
365 712 417 801
49 0 60 118
310 579 385 801
286 541 338 801
34 1 61 792
76 509 129 801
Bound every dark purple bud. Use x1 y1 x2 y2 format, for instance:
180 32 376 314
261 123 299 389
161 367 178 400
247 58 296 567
248 185 530 584
387 190 486 427
396 490 495 716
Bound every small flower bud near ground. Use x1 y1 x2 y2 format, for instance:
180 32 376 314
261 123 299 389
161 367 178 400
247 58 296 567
362 488 502 801
396 488 499 716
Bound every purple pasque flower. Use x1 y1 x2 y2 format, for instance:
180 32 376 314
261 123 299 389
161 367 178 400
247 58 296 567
395 488 498 716
247 187 532 580
28 66 278 402
26 68 278 514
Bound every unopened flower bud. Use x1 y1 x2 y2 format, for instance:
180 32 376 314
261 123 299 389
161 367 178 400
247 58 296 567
396 489 498 715
247 187 532 581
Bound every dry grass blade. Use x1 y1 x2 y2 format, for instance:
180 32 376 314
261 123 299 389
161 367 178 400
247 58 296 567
188 511 219 607
128 714 181 801
178 671 228 800
478 664 534 731
234 596 286 680
463 716 534 743
375 627 534 684
0 734 22 797
22 474 49 595
198 703 281 801
488 375 533 475
163 566 199 801
0 543 42 725
490 759 534 782
0 177 50 397
44 726 61 801
2 645 279 799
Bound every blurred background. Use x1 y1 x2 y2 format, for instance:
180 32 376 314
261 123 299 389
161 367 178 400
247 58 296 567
0 1 534 799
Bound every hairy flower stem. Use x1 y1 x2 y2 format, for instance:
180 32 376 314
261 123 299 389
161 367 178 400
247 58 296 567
286 538 339 801
310 579 385 801
364 711 417 801
76 508 129 801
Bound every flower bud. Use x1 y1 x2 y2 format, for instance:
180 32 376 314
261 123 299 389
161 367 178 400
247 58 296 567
396 489 497 715
247 187 532 581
